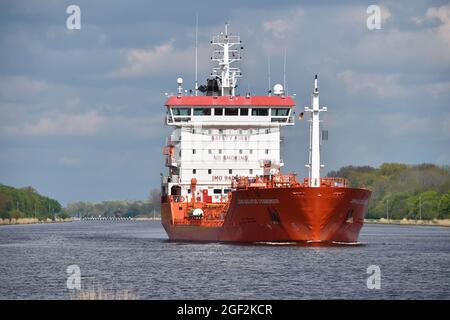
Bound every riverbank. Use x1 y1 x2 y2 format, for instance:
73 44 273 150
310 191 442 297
0 217 74 226
365 218 450 227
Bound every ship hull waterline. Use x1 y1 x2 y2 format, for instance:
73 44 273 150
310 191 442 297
161 186 371 243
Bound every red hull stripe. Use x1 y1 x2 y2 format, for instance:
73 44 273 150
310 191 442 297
165 96 296 107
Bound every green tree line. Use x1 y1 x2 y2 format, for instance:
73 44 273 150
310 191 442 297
64 189 161 218
0 184 62 220
327 163 450 220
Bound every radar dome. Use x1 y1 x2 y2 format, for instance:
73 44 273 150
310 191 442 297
273 84 284 95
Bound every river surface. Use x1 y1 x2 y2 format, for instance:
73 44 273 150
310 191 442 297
0 221 449 299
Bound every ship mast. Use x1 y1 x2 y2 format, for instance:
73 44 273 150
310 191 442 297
305 75 327 187
211 23 242 96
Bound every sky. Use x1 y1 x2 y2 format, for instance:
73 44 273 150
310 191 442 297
0 0 449 205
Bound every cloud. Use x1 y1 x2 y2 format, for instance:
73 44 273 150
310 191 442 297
0 76 80 114
335 5 391 28
442 113 450 136
263 8 304 39
425 3 450 51
0 76 48 96
338 70 404 97
425 3 450 25
423 81 450 98
378 114 434 138
380 5 392 23
4 111 104 136
59 156 81 166
109 41 209 78
352 3 450 70
2 109 164 139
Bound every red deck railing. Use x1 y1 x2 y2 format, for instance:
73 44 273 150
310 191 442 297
230 174 349 189
165 175 349 205
303 177 349 187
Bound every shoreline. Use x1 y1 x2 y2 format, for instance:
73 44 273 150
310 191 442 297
0 217 74 226
364 218 450 227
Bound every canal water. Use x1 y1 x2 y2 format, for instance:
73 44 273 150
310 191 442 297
0 221 449 299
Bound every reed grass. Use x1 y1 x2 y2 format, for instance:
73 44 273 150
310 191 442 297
70 285 139 300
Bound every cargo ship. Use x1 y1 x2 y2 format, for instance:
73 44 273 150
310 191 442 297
160 24 371 243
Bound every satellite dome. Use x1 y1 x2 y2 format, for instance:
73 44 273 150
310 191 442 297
273 84 284 95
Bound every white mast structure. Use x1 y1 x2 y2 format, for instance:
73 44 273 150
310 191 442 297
211 23 242 96
305 75 327 187
195 13 198 96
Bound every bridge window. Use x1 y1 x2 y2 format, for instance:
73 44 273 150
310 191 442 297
213 189 222 194
208 149 212 154
193 169 196 174
214 108 223 116
225 108 239 116
239 149 243 154
208 169 212 174
229 169 232 174
252 108 269 116
265 149 269 154
249 169 253 174
240 108 249 116
193 108 211 116
271 108 290 116
172 108 191 116
192 149 196 154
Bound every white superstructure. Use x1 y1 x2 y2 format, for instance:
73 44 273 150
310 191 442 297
161 24 296 203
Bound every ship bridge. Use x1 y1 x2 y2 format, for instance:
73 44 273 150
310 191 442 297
165 95 295 126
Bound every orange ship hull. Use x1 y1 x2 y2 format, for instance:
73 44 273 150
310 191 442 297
161 186 371 243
